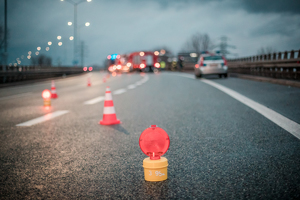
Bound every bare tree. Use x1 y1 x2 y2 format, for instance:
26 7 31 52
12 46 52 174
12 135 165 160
31 54 52 66
181 32 212 54
257 46 276 55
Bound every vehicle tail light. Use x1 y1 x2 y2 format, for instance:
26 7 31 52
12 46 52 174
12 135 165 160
222 56 227 66
83 67 87 71
195 64 199 68
127 62 132 67
117 65 122 70
140 64 146 69
154 63 160 68
199 57 204 66
108 66 114 72
88 67 93 71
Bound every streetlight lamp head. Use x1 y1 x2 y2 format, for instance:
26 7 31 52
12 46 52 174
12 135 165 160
85 22 90 26
69 36 74 41
68 22 72 26
57 36 62 40
48 41 52 46
87 0 92 2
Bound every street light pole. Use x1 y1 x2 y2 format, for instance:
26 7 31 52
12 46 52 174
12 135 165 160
4 0 7 66
74 3 77 65
61 0 91 66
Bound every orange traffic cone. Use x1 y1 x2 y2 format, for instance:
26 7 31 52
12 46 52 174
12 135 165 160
99 87 121 125
51 80 58 98
87 77 91 87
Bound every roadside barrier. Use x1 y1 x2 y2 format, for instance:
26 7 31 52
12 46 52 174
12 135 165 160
0 65 85 84
227 49 300 80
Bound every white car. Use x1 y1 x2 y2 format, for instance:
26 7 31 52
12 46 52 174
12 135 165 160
194 54 228 78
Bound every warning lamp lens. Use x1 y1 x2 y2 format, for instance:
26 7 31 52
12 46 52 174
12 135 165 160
89 67 93 71
83 67 87 71
126 62 132 67
195 64 199 68
42 89 51 99
154 63 160 68
139 125 170 160
117 65 122 70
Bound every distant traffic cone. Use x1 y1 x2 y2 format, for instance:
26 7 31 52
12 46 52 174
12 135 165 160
99 87 121 125
103 77 106 83
51 80 58 98
87 77 91 87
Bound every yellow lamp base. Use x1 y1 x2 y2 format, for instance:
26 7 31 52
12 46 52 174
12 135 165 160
143 157 168 182
44 99 51 106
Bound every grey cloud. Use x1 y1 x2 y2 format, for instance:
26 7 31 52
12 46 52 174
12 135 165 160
240 0 300 14
126 0 300 14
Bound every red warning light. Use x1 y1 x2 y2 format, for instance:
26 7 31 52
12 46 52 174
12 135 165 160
139 125 170 160
89 67 93 71
107 55 111 59
42 89 51 99
83 67 87 71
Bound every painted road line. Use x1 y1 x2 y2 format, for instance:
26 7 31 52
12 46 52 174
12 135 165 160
0 92 32 101
83 75 149 105
177 74 300 140
127 84 136 89
135 81 143 85
16 110 69 127
83 96 105 105
113 89 126 95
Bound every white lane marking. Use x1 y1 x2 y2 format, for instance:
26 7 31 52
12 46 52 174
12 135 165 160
127 84 136 89
177 74 300 140
83 75 149 105
103 106 116 114
0 92 32 101
83 96 105 105
16 110 69 127
113 89 126 95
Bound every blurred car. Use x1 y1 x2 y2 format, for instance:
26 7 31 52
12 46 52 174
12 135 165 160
194 54 228 78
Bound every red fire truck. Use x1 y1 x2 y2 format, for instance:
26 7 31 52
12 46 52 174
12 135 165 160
127 51 160 72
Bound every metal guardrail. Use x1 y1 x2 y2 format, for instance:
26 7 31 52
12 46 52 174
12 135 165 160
227 49 300 80
0 65 85 83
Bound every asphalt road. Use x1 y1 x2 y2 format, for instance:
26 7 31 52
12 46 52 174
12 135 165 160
0 71 300 199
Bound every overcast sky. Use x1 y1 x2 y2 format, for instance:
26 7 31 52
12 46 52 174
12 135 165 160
0 0 299 66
